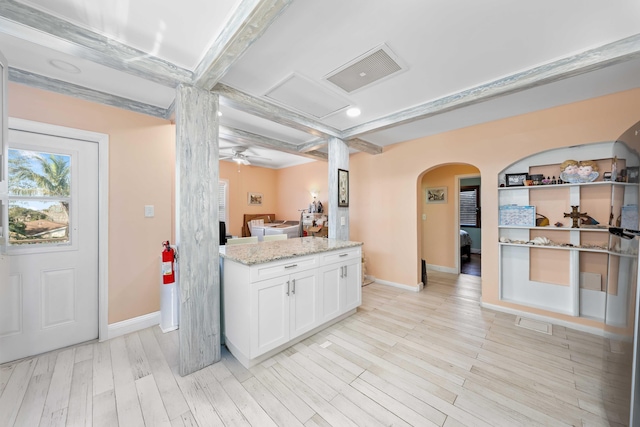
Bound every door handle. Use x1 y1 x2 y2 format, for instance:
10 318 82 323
286 280 290 296
292 279 295 295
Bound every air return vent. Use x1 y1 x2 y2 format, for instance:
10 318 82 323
325 44 404 93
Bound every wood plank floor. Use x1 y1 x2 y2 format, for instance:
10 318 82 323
0 271 632 426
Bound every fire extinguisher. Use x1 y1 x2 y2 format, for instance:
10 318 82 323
162 240 176 284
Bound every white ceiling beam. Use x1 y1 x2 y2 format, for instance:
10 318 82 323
220 126 327 161
347 138 383 155
297 139 327 153
342 33 640 139
0 0 192 87
194 0 293 90
215 83 342 139
10 68 168 118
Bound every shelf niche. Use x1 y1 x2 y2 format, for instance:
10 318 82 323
498 141 639 333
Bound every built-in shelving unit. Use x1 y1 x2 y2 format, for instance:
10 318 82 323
498 142 639 328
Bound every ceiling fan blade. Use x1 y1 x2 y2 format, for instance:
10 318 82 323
246 155 272 162
220 155 233 160
242 158 251 165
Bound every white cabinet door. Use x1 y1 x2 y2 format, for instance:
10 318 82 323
289 269 319 339
319 264 342 323
343 260 362 312
252 276 290 357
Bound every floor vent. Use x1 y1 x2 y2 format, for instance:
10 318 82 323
515 316 552 335
325 44 404 93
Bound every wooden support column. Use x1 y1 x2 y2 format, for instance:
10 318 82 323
328 137 349 240
175 85 221 376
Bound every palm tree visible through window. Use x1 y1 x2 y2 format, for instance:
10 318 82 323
8 149 71 245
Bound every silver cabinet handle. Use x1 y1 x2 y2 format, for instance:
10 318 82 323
292 279 296 295
340 253 348 257
285 264 298 269
286 280 290 296
344 266 347 278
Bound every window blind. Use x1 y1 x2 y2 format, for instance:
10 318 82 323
460 186 480 227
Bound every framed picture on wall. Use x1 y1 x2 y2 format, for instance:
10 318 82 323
426 187 447 204
248 192 263 205
338 169 349 207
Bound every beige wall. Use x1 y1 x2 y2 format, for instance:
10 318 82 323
10 81 640 330
349 88 640 328
219 161 278 237
421 164 480 269
275 161 328 221
8 83 175 324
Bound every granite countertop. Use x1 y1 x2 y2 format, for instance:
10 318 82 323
220 236 362 265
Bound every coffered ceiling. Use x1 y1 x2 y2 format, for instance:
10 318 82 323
1 0 640 168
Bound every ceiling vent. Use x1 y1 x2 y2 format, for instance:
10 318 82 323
264 74 350 119
325 44 404 93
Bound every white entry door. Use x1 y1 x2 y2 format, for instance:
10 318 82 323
0 128 99 364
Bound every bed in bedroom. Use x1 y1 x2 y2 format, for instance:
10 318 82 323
460 229 472 260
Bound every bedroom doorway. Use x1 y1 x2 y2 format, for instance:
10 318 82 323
457 174 481 276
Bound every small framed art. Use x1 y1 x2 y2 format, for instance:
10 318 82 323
338 169 349 207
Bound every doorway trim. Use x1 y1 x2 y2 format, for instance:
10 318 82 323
8 117 109 342
454 173 480 274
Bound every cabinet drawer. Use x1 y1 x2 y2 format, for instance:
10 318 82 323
321 247 361 265
250 255 319 282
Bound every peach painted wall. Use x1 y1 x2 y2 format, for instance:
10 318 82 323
349 88 640 328
8 83 175 324
421 164 480 269
275 161 328 221
219 161 278 237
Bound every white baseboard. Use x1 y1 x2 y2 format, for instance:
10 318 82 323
366 275 422 292
427 264 457 274
480 302 631 341
105 311 160 341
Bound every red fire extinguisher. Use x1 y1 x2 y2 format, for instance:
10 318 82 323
162 241 176 285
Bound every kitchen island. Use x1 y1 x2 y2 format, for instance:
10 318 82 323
220 237 363 368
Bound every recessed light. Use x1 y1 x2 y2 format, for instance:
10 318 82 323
48 59 81 74
346 107 361 117
218 111 223 116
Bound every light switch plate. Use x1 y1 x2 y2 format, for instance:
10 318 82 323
340 216 346 226
144 205 154 218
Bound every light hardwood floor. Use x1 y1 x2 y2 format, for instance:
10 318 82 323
0 271 632 426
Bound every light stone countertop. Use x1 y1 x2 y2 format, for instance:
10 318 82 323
219 236 362 265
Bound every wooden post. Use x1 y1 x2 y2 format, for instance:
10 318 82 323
328 137 349 240
175 84 221 376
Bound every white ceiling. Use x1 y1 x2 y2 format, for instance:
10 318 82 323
2 0 640 168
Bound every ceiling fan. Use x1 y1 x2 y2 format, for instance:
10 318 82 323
219 147 269 166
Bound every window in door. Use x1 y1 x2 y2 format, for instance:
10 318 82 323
8 148 71 246
460 185 480 227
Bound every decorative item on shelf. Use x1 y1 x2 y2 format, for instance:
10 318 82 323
611 156 618 182
627 166 639 183
554 221 563 227
603 172 612 181
580 215 600 226
528 236 551 245
524 179 534 186
529 174 543 185
505 173 528 187
564 206 591 228
499 205 536 226
618 168 627 182
560 159 599 183
536 213 550 227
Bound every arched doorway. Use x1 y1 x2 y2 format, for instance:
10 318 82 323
419 163 481 279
